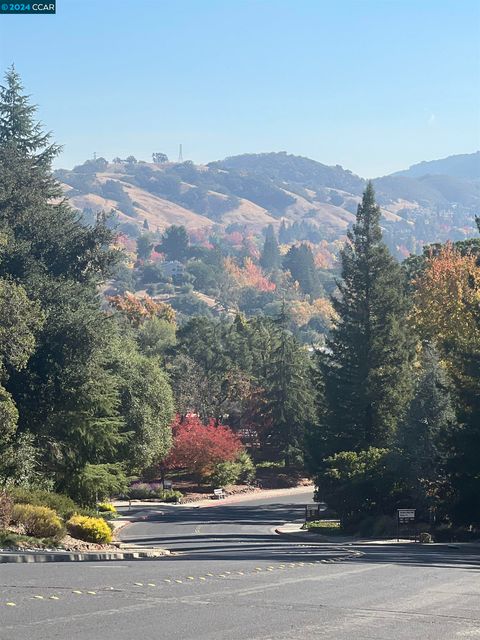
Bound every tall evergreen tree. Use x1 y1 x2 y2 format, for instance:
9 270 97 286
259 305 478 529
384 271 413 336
283 243 322 298
314 183 414 459
260 224 280 271
395 344 455 515
0 67 123 491
156 225 189 262
262 310 315 466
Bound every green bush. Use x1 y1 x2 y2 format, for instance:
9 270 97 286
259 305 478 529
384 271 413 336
11 504 64 538
153 489 182 503
209 461 242 488
236 451 255 484
66 515 112 544
68 463 128 506
0 491 13 528
9 488 78 519
356 515 397 538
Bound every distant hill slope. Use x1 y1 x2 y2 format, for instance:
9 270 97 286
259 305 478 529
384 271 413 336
391 151 480 180
55 151 479 257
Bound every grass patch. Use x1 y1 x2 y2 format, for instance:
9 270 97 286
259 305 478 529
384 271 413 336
303 520 343 536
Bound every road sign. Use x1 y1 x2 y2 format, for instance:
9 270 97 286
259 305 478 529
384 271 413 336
398 509 415 520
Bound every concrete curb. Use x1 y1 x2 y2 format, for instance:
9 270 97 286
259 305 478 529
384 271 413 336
275 527 329 543
274 527 364 561
0 547 170 563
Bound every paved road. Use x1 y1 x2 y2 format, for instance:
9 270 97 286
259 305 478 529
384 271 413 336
1 490 479 640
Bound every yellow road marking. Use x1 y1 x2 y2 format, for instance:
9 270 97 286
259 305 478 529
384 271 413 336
49 596 60 600
164 579 171 583
134 583 143 586
147 583 156 587
72 590 82 594
174 580 182 584
199 577 206 581
205 573 213 576
33 595 44 600
86 591 96 595
187 576 195 580
6 602 16 607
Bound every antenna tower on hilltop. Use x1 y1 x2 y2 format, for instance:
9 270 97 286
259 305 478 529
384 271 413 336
178 144 183 163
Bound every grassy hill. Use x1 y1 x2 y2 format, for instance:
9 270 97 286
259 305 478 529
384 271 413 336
55 151 480 256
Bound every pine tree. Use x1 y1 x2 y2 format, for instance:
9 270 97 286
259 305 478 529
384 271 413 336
283 243 322 298
263 311 315 466
156 225 189 262
260 224 280 271
395 345 455 514
278 220 289 244
0 67 123 491
315 183 414 458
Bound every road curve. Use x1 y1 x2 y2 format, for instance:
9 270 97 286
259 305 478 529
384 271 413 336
1 490 479 640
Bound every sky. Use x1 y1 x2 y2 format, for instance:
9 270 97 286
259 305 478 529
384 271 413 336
1 0 479 178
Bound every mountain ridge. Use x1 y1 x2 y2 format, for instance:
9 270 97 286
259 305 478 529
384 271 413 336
55 150 479 258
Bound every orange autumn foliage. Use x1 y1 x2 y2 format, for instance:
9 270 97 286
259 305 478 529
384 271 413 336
224 257 276 292
107 292 176 327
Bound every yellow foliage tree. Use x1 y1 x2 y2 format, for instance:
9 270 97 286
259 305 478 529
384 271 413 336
413 243 480 363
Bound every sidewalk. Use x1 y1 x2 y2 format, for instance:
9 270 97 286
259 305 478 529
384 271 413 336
113 484 315 511
275 522 480 548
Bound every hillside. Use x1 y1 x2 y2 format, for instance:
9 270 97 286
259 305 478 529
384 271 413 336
391 151 480 180
55 151 480 257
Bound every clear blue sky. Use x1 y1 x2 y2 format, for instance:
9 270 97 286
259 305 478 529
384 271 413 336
1 0 479 177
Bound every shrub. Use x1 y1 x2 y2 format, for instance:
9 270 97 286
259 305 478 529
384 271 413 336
66 515 113 544
11 504 64 538
304 520 342 536
68 463 128 506
9 488 78 519
0 491 13 528
127 483 182 502
209 461 242 488
128 482 156 499
97 502 117 513
236 451 255 484
154 489 182 503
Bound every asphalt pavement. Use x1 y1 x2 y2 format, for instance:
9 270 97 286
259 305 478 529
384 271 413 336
1 489 479 640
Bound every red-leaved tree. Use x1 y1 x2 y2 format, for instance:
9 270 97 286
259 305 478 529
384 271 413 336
165 415 243 479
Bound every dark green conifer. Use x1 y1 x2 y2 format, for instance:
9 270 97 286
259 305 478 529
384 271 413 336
260 224 280 271
315 183 414 457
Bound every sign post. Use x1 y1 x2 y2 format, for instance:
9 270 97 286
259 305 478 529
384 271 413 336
397 508 416 541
